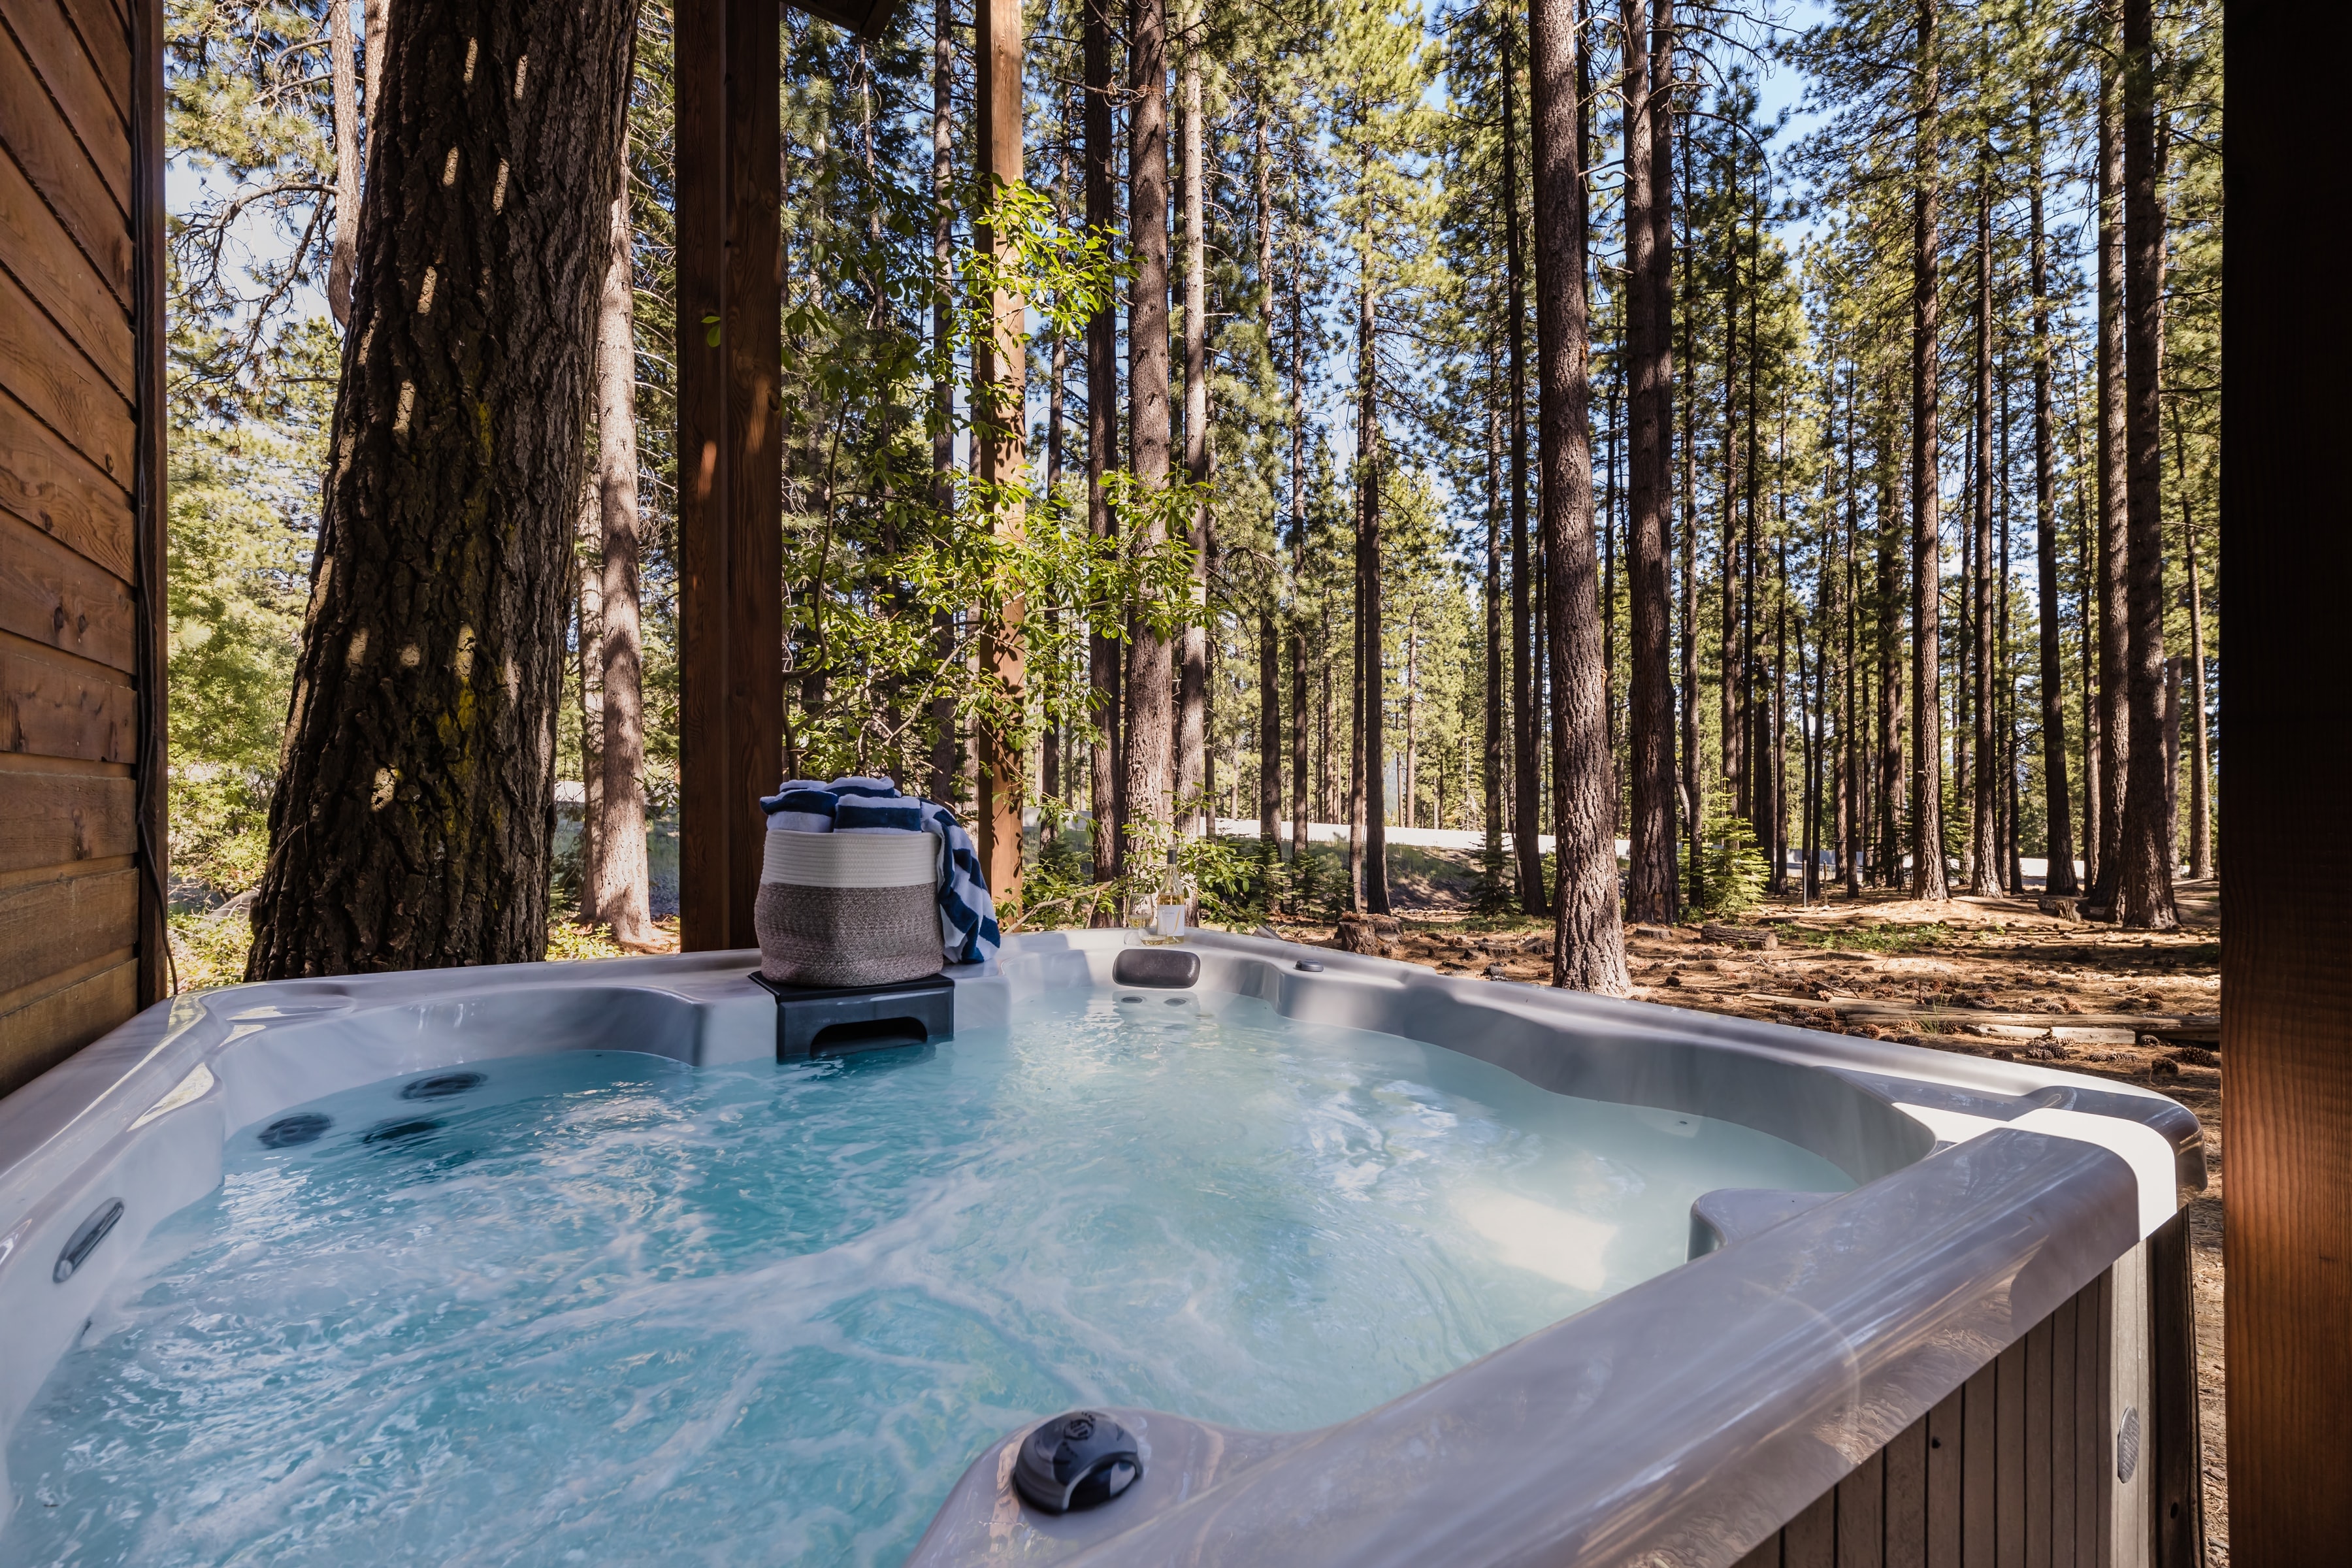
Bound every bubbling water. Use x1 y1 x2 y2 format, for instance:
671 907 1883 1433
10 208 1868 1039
9 989 1851 1566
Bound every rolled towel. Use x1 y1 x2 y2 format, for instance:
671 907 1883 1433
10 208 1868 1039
759 784 839 834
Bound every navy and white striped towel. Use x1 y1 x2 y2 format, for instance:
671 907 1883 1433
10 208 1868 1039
756 777 1001 966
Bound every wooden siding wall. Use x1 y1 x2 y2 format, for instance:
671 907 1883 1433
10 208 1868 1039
1734 1224 2203 1568
0 0 165 1098
1735 1267 2119 1568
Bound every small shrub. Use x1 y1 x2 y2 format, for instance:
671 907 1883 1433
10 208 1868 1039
1686 812 1767 921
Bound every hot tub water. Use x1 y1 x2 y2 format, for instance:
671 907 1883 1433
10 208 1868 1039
8 989 1850 1566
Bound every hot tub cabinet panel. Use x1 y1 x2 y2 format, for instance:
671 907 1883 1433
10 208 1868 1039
0 929 2202 1566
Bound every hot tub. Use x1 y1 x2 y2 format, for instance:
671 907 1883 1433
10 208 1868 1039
0 929 2202 1566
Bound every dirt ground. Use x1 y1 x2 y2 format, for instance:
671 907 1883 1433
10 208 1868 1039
1266 876 2229 1565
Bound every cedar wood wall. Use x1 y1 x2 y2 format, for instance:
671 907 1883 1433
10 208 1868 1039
0 0 167 1098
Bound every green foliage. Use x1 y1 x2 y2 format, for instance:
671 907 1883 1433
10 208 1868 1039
1686 812 1769 921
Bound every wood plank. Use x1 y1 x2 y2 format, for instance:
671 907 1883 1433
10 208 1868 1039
1961 1362 1997 1568
2 640 135 761
2084 1270 2110 1568
1886 1417 1929 1568
2223 29 2352 1556
0 262 132 480
2050 1295 2078 1567
0 382 129 574
2147 1215 2203 1567
0 144 130 393
0 0 129 210
1926 1387 1963 1568
0 21 127 304
0 862 133 995
0 951 131 1098
52 0 127 122
2025 1317 2052 1568
0 764 131 872
1736 1539 1782 1568
1837 1447 1886 1568
0 934 123 1015
1996 1338 2028 1565
1783 1488 1837 1568
0 508 131 668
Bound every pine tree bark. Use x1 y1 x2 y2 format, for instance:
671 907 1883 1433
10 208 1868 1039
248 0 640 975
591 174 653 947
928 0 960 801
1528 0 1627 994
1122 0 1175 848
1874 427 1905 885
2176 443 2210 880
2115 0 2176 929
1356 269 1390 914
1500 14 1545 917
1287 274 1310 873
1484 349 1506 869
1907 0 1948 900
2090 15 2129 909
328 0 361 327
1083 0 1121 889
1175 26 1209 834
1619 0 1674 923
2029 90 2078 896
1677 123 1700 908
1968 139 1998 896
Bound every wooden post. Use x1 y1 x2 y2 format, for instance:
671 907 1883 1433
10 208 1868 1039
132 0 169 1007
2221 2 2352 1560
676 0 783 952
973 0 1026 902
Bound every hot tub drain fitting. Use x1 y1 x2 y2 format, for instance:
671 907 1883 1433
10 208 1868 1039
1013 1411 1141 1514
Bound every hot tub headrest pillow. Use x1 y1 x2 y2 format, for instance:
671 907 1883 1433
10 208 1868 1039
757 776 1001 965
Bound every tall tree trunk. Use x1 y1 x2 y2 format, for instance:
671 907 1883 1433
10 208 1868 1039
1908 0 1948 899
2116 0 2176 928
363 0 387 107
1620 0 1675 923
574 478 602 924
2176 431 2211 880
1968 139 1998 896
1528 0 1628 994
1288 271 1310 875
1875 427 1905 886
1720 231 1739 818
1484 348 1506 876
1175 25 1209 834
249 0 641 976
328 0 361 326
592 172 653 946
928 0 959 800
2029 89 2077 895
1122 0 1175 851
1501 14 1546 917
1841 364 1861 896
1356 267 1390 914
2090 13 2129 909
1677 114 1700 909
1083 0 1120 890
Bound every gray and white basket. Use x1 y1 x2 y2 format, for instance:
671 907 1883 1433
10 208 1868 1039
754 830 943 988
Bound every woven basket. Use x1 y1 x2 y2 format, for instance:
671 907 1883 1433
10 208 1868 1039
755 830 942 988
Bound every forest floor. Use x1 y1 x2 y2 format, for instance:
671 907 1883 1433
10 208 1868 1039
1264 873 2227 1563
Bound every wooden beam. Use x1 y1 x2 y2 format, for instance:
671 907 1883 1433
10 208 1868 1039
972 0 1024 902
2220 3 2352 1561
676 0 781 953
129 0 163 1005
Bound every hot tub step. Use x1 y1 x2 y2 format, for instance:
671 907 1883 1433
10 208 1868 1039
749 972 956 1060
